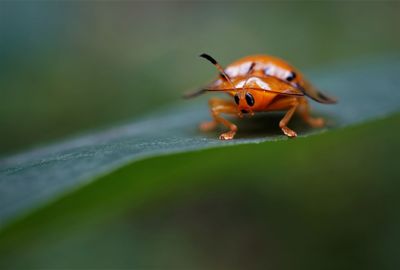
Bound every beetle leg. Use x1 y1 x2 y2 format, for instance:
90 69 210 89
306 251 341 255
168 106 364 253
279 103 298 138
297 98 325 128
267 97 299 138
200 98 239 140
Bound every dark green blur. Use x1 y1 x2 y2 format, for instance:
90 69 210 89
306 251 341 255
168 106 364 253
1 2 400 154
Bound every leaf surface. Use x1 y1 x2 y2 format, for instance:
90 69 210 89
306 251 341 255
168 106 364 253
1 56 400 228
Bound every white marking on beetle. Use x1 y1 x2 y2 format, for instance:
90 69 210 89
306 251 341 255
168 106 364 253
262 64 290 81
235 77 271 90
225 62 254 78
235 80 246 88
239 62 253 75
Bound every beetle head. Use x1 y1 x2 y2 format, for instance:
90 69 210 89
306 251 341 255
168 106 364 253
233 90 255 115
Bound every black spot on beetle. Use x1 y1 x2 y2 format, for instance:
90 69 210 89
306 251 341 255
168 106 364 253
234 94 240 105
286 72 296 82
245 92 255 106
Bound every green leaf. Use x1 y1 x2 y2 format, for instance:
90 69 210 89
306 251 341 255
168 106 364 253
1 56 400 229
0 113 399 269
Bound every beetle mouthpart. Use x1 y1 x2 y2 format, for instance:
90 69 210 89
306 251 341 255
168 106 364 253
241 109 249 114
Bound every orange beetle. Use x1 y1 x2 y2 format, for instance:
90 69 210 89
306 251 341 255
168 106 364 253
185 53 336 140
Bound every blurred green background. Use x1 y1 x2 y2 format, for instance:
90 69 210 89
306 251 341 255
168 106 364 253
1 2 400 269
1 2 400 155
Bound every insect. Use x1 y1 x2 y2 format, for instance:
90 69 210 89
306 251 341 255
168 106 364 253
185 53 336 140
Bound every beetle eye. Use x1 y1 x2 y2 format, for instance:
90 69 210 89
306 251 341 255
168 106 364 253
245 93 255 106
286 71 296 82
234 94 240 105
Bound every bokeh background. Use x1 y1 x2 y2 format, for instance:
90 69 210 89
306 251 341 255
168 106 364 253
1 2 400 270
1 2 399 155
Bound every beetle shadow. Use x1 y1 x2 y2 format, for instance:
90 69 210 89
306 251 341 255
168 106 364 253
200 111 337 139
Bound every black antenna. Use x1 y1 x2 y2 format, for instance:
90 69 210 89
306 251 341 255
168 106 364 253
238 62 257 97
199 53 236 88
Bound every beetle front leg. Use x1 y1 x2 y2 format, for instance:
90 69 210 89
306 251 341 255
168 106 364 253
279 103 299 138
268 97 299 138
200 98 239 140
